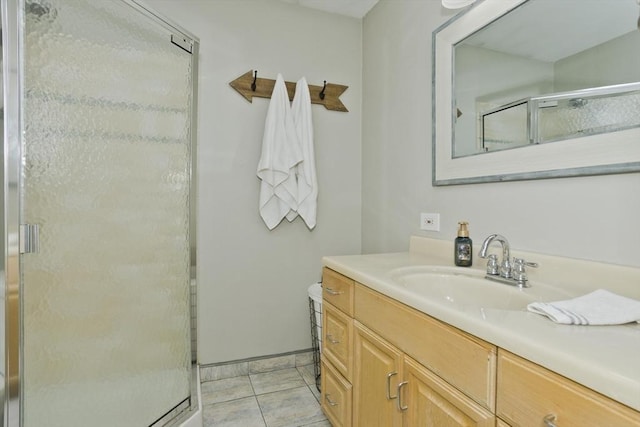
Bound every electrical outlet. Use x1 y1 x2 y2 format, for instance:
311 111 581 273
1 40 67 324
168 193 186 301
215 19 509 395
420 213 440 231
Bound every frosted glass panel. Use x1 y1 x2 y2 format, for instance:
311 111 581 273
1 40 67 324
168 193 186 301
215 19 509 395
537 91 640 143
21 1 193 426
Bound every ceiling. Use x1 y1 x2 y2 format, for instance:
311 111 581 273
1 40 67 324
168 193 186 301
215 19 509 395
278 0 380 18
463 0 640 62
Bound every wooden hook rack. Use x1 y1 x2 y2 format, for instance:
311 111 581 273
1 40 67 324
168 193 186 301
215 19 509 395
229 70 349 112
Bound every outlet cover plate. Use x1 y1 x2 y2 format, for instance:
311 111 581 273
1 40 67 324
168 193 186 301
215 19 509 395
420 213 440 231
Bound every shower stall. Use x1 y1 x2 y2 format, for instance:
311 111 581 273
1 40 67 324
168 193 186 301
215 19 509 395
1 0 199 425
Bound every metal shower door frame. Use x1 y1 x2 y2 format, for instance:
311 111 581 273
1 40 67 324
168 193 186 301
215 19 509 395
0 0 200 425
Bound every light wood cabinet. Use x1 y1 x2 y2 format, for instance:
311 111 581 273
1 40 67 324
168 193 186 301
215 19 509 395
321 267 354 427
354 283 496 411
321 267 640 427
497 350 640 427
353 321 403 427
350 319 495 427
322 270 497 427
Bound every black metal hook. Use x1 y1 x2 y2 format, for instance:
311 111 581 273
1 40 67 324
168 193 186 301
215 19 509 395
319 80 327 100
251 70 258 91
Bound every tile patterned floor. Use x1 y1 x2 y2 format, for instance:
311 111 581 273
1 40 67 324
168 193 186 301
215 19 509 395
201 364 329 427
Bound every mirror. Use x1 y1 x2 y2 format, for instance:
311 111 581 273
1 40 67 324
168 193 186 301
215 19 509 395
433 0 640 185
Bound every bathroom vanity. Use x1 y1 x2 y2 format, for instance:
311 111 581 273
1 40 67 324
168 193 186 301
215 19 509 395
319 237 640 426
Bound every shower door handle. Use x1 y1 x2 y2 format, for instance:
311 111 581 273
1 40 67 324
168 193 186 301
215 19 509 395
20 224 40 254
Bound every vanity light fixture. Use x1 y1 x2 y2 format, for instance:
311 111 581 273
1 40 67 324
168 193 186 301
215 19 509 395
442 0 476 9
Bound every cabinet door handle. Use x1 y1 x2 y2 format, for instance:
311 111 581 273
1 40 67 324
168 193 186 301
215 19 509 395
386 372 398 399
325 393 338 407
397 381 408 411
543 414 557 427
324 287 343 296
326 334 340 344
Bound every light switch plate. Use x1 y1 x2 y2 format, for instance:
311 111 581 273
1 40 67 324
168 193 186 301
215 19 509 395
420 213 440 231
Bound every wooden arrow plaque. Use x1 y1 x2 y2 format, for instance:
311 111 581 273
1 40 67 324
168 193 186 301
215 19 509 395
229 70 349 112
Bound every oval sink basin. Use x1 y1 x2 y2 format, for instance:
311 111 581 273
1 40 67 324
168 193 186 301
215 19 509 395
388 266 572 311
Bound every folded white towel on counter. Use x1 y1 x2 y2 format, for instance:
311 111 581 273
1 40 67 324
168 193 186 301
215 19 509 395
285 76 318 229
257 73 303 230
527 289 640 325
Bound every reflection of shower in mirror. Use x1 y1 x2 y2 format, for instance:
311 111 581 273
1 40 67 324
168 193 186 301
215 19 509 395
568 98 588 109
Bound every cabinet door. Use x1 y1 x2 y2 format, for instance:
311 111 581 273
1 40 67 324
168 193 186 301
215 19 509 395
353 322 404 427
402 356 495 427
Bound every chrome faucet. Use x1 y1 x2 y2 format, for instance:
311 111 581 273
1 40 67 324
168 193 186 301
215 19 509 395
478 234 538 288
479 234 512 278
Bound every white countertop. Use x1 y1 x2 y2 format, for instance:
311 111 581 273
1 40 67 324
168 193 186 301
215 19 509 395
322 236 640 412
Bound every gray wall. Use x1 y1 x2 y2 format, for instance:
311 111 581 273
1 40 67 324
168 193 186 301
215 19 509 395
555 31 640 91
147 0 640 365
362 1 640 267
148 0 362 365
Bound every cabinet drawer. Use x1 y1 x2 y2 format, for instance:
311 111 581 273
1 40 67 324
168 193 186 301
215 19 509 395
497 350 640 427
321 359 352 427
322 267 354 316
323 302 353 381
355 283 496 411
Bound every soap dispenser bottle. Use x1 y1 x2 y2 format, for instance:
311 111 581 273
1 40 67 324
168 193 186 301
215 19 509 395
454 222 472 267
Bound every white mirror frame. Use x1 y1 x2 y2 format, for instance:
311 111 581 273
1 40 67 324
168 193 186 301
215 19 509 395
432 0 640 185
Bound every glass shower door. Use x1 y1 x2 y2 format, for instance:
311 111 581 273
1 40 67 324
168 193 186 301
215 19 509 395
20 0 195 425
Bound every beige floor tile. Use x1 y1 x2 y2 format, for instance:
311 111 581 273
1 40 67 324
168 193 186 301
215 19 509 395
200 364 326 427
201 362 249 382
256 386 327 427
201 376 254 405
295 351 314 367
202 396 265 427
296 364 317 388
250 368 306 395
249 354 296 374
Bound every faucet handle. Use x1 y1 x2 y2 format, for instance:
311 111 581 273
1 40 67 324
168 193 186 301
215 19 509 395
486 254 499 275
512 258 538 287
513 258 538 269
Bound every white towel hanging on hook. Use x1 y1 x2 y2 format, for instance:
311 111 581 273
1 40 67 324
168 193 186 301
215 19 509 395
257 73 303 230
286 76 318 229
